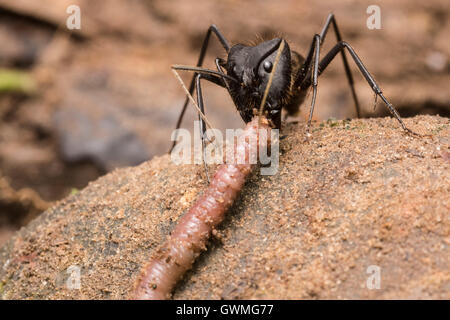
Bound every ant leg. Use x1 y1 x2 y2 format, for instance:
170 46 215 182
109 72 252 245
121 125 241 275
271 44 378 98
290 39 318 132
318 13 361 118
305 35 321 135
215 58 233 95
215 57 244 117
297 14 361 131
294 34 321 134
169 25 230 154
196 73 210 183
317 41 421 136
171 64 236 140
195 73 227 183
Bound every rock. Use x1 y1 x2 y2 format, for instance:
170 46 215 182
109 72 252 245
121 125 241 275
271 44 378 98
53 88 150 171
0 115 448 299
0 170 49 229
0 12 54 68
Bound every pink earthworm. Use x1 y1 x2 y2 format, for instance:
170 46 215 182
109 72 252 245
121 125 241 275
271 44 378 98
132 116 272 300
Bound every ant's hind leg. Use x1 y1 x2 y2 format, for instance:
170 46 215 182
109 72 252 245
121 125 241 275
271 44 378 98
318 41 422 136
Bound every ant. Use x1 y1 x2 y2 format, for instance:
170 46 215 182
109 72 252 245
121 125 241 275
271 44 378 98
169 13 420 169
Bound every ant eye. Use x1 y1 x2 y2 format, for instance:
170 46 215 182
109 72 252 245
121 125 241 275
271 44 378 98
263 61 273 73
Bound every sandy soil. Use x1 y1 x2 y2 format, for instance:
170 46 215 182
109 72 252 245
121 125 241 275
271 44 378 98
0 115 448 299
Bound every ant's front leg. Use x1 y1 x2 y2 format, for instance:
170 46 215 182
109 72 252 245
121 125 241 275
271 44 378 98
195 73 227 183
169 25 230 154
215 58 233 95
295 34 321 137
297 13 362 136
306 35 320 137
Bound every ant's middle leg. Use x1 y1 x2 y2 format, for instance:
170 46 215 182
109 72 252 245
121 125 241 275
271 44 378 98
318 13 361 118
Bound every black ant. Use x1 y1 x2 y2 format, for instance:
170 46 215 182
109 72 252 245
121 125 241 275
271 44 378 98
169 13 420 160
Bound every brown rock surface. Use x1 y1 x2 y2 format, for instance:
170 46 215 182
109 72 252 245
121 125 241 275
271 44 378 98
0 115 449 299
1 0 449 247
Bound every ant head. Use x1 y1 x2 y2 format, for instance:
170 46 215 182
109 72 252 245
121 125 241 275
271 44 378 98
226 38 291 126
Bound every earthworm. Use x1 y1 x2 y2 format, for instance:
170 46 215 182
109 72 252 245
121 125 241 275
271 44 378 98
132 116 272 299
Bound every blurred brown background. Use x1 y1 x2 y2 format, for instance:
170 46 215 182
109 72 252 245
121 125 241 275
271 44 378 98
0 0 448 246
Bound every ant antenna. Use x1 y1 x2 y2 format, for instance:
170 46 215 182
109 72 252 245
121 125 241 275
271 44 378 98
171 67 223 183
171 68 215 130
172 65 238 83
258 39 286 125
